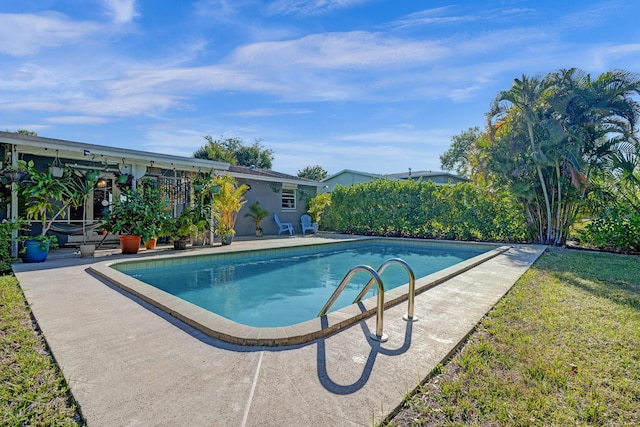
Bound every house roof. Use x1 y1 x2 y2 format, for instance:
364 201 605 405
0 131 229 173
228 165 323 187
384 170 469 181
321 169 389 182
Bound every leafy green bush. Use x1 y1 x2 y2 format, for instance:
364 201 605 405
579 204 640 252
322 180 528 242
0 219 25 273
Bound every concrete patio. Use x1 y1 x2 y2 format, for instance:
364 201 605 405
12 235 546 426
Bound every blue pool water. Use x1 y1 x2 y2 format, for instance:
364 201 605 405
115 240 491 327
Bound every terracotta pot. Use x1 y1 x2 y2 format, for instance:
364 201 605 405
119 235 141 254
144 238 157 250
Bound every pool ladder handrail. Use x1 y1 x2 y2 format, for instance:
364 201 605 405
317 258 417 343
353 258 418 322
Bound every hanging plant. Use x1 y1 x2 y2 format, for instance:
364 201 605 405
48 151 65 178
86 170 100 182
2 160 29 183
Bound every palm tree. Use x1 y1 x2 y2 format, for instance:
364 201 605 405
487 69 640 244
488 74 556 243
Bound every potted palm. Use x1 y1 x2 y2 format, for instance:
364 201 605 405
191 172 220 245
213 174 248 245
20 161 77 262
244 201 269 237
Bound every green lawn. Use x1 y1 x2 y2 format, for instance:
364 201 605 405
385 247 640 426
0 274 83 426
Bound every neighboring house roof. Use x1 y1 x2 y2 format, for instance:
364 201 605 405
385 170 470 181
322 169 468 183
321 169 388 182
228 165 323 187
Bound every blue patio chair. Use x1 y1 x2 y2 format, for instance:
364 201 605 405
300 214 318 235
274 214 294 235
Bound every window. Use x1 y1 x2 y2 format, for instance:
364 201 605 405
281 188 296 210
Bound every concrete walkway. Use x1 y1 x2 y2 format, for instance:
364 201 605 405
13 236 546 426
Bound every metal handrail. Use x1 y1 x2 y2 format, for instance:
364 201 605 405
353 258 418 322
317 265 388 342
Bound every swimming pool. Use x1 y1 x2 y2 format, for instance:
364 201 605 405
90 237 508 345
113 239 490 327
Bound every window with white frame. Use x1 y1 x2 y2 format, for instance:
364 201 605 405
281 188 296 210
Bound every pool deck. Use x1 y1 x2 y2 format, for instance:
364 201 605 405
13 235 546 426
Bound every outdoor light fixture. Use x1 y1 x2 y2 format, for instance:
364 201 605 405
96 178 107 188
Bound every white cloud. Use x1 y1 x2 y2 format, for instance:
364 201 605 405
0 12 99 56
45 116 110 125
267 0 371 16
232 31 449 70
102 0 139 24
232 108 313 117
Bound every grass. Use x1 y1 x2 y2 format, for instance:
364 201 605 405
384 247 640 426
0 274 83 426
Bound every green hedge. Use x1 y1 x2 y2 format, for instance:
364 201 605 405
578 204 640 252
0 220 23 273
321 180 529 242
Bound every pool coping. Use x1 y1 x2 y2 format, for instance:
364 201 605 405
89 237 510 346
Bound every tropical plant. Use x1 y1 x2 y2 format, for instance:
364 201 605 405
307 193 331 225
68 170 99 244
212 174 248 237
20 161 76 245
486 68 640 244
191 171 219 241
166 208 198 240
244 201 269 234
101 185 171 241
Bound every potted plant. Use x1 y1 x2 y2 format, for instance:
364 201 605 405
20 161 76 262
244 201 269 237
69 170 99 257
213 174 248 245
101 185 170 254
2 160 28 183
166 209 197 250
191 171 220 245
139 182 171 250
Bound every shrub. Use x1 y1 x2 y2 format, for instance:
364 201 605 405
0 219 25 273
322 180 528 242
579 204 640 252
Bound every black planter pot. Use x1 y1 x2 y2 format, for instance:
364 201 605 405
173 237 188 250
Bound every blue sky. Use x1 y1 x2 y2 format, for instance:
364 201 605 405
1 1 639 176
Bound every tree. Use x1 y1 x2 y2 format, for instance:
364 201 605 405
440 127 492 184
15 129 38 136
486 68 640 244
297 165 328 181
194 136 274 169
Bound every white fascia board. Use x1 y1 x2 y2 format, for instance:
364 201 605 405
0 132 229 172
228 171 324 187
